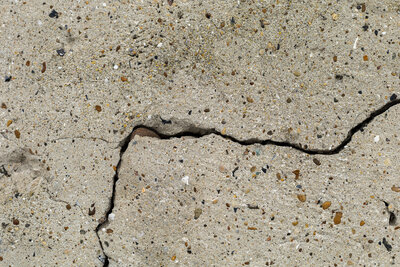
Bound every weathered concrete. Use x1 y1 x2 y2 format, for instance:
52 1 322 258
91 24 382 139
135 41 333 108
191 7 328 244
0 137 108 265
99 105 400 266
1 0 399 265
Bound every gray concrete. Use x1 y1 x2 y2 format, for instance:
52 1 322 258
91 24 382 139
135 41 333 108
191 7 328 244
100 105 400 266
0 0 399 266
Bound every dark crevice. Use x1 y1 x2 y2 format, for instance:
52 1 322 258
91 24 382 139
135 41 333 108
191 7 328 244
95 133 131 266
95 98 399 265
142 98 400 155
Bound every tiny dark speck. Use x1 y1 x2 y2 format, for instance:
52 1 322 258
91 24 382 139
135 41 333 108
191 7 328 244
362 24 369 31
49 9 59 18
335 75 343 80
390 94 397 101
382 238 392 252
389 212 397 225
161 118 172 124
56 48 65 56
232 167 239 177
5 76 12 82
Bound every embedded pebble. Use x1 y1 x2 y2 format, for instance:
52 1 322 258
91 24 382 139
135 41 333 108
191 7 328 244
181 176 189 185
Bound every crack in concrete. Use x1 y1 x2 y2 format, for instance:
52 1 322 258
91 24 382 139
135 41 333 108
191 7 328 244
48 136 115 145
143 98 400 155
95 132 131 266
95 98 399 265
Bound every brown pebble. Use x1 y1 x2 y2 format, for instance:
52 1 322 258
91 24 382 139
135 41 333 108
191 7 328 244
171 255 176 261
130 128 160 141
14 130 20 139
334 212 342 224
246 97 254 103
219 165 227 173
121 76 128 82
250 166 256 173
321 201 331 210
363 55 368 61
167 0 173 6
106 229 113 233
247 227 257 230
41 62 46 73
360 220 365 226
205 12 211 19
0 256 3 261
286 98 292 103
361 3 366 12
95 105 102 112
12 219 19 225
1 103 6 109
26 60 30 66
204 108 210 112
297 194 306 202
391 186 400 192
313 158 321 166
292 169 300 179
6 120 12 127
66 204 71 210
333 56 337 62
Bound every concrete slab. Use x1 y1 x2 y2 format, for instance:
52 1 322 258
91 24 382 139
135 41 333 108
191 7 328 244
1 0 399 266
0 137 105 265
99 105 400 266
1 0 399 149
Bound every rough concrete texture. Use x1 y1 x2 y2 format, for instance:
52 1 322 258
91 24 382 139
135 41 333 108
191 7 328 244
99 105 400 266
0 136 106 265
1 0 400 266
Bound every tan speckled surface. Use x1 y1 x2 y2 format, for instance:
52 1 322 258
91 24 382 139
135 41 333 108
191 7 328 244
1 0 399 266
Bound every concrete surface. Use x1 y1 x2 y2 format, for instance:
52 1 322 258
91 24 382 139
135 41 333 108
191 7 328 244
0 0 399 266
99 105 400 266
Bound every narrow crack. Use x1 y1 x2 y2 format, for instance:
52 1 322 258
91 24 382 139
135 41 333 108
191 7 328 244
95 133 131 266
94 98 399 265
144 98 400 155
